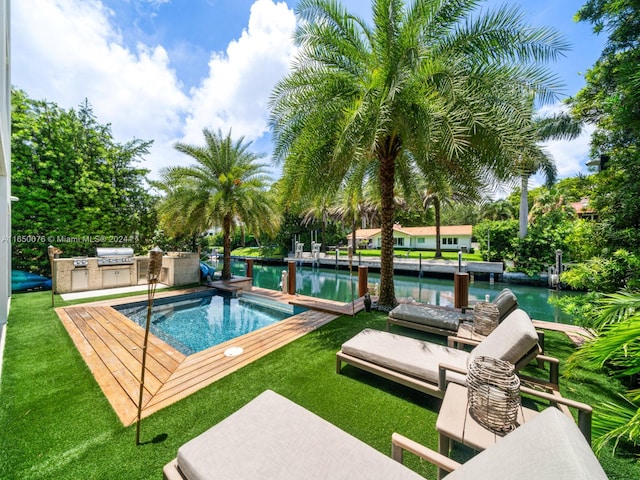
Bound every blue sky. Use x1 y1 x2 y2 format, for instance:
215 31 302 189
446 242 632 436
12 0 605 189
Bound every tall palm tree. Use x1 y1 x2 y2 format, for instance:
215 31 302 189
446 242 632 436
517 108 582 238
270 0 568 308
154 129 278 279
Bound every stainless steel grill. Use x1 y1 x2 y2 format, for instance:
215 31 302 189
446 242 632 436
96 247 135 266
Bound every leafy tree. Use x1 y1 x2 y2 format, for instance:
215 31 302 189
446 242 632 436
515 106 582 238
480 199 516 221
269 0 568 308
11 89 154 274
473 219 518 262
510 190 577 275
570 0 640 254
153 129 279 280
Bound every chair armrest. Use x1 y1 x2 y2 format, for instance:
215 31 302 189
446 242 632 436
520 385 592 444
447 336 481 348
391 433 461 473
519 354 560 390
438 363 467 390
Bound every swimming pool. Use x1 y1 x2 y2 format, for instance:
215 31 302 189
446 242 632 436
115 291 299 355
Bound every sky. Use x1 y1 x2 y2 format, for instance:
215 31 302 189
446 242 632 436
11 0 606 191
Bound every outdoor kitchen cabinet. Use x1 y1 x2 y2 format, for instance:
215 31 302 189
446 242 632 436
101 268 132 288
71 269 89 291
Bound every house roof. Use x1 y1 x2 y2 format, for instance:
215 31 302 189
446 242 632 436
353 225 472 238
570 198 595 214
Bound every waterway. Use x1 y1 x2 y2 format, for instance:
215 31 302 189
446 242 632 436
227 261 577 324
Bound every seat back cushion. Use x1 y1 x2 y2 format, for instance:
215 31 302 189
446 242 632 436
446 407 607 479
468 309 538 367
492 288 518 321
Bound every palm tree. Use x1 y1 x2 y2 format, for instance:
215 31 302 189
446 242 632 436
154 129 278 279
482 198 516 221
517 108 582 238
567 291 640 454
415 170 485 258
270 0 568 308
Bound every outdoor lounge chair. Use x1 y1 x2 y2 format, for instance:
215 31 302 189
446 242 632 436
386 288 518 336
392 407 607 479
337 308 558 398
163 390 424 480
163 390 606 480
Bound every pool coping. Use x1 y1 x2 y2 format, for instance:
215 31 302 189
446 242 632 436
55 286 354 425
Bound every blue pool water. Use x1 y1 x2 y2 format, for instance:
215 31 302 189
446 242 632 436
115 291 298 355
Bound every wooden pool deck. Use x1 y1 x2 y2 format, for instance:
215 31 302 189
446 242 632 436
55 287 356 426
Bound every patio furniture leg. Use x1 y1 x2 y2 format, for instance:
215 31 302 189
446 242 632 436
438 432 451 480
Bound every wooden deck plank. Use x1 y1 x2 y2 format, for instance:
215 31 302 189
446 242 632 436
83 306 179 382
56 308 141 425
56 289 338 426
63 308 157 406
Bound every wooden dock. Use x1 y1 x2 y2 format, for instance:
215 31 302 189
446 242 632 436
56 288 339 426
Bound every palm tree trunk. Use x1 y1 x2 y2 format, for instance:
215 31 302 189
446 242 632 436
434 197 442 258
519 174 529 239
222 213 232 280
351 219 357 255
378 146 398 309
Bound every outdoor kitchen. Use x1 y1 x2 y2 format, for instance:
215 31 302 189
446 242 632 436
52 248 200 294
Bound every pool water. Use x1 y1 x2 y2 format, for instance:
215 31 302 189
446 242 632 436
229 261 579 324
115 291 297 355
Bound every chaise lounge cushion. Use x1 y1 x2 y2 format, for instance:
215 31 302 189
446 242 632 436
171 390 423 480
492 288 518 320
467 308 539 367
446 407 607 479
388 303 467 332
341 329 469 385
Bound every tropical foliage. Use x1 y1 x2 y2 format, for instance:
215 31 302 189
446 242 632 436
515 106 582 238
568 291 640 454
153 129 279 279
270 0 568 308
11 89 155 274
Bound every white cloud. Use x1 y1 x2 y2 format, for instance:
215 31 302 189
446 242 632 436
182 0 297 145
12 0 297 178
13 0 189 173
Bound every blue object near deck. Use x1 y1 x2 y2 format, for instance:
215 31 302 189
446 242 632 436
11 270 52 292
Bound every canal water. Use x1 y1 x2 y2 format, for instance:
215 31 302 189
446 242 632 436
229 261 577 324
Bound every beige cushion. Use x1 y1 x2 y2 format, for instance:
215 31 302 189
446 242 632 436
175 390 424 480
492 288 518 320
341 329 468 385
389 304 464 331
468 309 538 366
447 407 607 479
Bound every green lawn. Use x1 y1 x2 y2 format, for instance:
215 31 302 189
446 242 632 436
0 291 638 479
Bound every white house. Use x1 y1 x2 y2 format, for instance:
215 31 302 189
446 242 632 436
0 0 10 348
351 225 473 252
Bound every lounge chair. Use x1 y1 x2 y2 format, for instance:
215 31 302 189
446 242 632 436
337 308 558 398
386 288 518 336
163 390 424 480
394 406 606 479
163 390 606 480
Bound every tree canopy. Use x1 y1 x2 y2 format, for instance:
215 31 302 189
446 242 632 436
270 0 569 308
11 89 155 274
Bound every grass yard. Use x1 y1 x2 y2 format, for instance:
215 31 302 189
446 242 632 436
1 290 639 479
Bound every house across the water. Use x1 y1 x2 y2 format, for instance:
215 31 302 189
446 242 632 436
350 224 473 252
